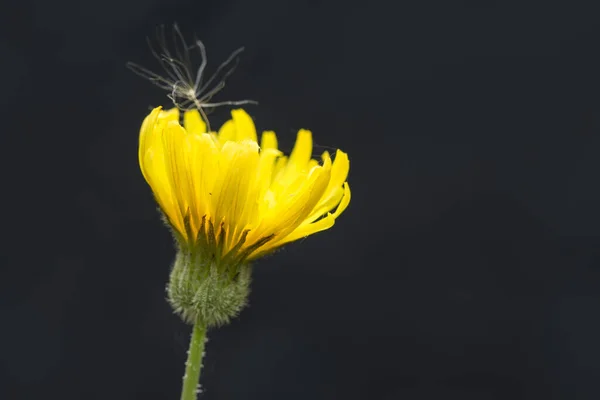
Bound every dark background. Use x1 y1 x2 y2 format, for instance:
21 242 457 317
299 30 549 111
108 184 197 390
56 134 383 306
2 0 600 399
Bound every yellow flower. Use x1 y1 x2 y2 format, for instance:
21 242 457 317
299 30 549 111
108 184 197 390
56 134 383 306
139 106 351 262
139 106 350 326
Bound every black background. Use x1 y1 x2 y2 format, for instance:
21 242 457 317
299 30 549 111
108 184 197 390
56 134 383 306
2 0 600 399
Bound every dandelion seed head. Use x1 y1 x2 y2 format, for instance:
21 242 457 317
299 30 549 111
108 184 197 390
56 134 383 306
127 24 257 132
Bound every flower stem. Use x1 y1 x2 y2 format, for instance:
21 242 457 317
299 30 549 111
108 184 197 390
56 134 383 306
181 319 207 400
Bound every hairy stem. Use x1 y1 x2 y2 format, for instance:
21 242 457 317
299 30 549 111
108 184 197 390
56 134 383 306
181 319 207 400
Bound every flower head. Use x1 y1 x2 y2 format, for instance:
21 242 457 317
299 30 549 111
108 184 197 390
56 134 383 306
140 107 350 261
139 107 350 325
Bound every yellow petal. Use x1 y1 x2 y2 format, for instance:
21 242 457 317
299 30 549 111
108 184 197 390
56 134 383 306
187 133 219 224
269 213 336 250
328 150 350 194
143 148 174 219
231 109 257 142
211 140 261 248
217 119 236 144
142 123 186 236
139 107 162 182
271 155 288 183
260 131 278 150
306 149 350 221
331 182 351 219
272 129 313 188
161 121 191 239
183 109 207 134
249 163 330 249
256 148 282 204
304 186 344 223
287 129 312 172
254 179 350 256
217 109 258 145
158 108 179 124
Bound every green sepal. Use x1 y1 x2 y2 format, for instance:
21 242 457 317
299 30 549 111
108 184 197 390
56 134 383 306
167 247 252 327
157 209 269 327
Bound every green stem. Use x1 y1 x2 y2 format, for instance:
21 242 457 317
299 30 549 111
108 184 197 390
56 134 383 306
181 319 207 400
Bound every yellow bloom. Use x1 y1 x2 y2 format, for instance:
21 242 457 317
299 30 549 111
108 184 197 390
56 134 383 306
139 106 351 262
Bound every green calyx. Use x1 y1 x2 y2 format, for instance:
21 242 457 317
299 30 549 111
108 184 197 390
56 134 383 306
167 248 252 327
162 211 274 327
